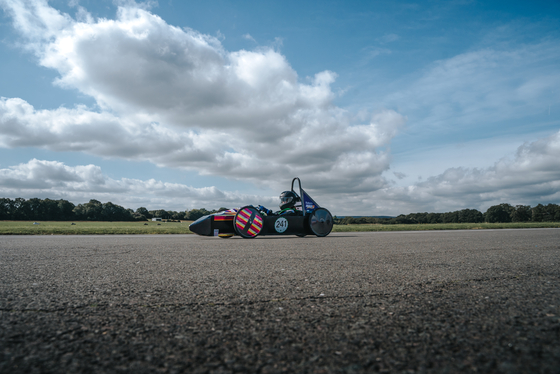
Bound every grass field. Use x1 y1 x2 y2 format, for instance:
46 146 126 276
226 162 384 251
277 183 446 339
0 221 193 235
332 221 560 232
1 220 560 235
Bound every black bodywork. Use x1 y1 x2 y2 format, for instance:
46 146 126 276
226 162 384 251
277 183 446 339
189 178 333 238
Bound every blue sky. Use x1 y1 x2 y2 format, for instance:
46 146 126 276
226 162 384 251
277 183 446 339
0 0 559 215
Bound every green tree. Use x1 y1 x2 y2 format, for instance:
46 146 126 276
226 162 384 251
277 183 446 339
426 212 442 224
26 198 44 220
103 202 135 221
57 199 76 220
74 199 103 220
511 205 531 222
0 198 14 219
41 198 60 220
485 203 514 223
169 211 183 220
185 208 212 221
151 209 170 219
135 207 152 219
413 212 429 224
390 215 415 224
543 203 560 222
555 205 560 221
531 204 545 222
442 211 458 223
102 202 119 221
12 198 30 220
343 217 357 224
458 209 483 223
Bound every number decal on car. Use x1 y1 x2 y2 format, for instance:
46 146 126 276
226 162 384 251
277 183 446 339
274 217 288 233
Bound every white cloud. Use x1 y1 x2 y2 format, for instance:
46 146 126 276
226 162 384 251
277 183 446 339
242 33 256 43
1 1 559 216
0 159 277 210
0 0 406 195
1 130 558 215
369 130 560 214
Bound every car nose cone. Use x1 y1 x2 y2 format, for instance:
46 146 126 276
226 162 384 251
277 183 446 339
189 214 212 236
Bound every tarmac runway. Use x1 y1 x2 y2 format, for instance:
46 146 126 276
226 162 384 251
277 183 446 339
1 229 559 373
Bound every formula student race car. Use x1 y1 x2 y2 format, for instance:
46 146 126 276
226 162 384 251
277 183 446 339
189 178 333 238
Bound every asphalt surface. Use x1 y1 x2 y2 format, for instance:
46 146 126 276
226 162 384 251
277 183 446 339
1 229 559 374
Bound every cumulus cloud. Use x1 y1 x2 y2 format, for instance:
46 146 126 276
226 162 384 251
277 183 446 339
0 159 277 210
367 130 560 215
2 1 558 216
0 0 405 194
1 130 558 215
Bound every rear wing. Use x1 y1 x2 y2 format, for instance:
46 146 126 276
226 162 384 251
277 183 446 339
291 177 320 216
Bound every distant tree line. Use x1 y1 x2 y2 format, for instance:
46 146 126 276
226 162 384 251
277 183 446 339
2 198 559 224
335 203 560 225
0 198 226 222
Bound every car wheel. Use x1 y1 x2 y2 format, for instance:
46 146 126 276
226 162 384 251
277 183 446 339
234 206 264 238
308 208 333 237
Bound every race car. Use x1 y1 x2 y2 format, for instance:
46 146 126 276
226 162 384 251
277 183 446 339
189 178 333 238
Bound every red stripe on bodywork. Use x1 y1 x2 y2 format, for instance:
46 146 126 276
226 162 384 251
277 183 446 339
214 216 234 221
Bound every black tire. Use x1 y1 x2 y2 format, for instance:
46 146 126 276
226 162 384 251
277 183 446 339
308 208 333 237
234 206 264 238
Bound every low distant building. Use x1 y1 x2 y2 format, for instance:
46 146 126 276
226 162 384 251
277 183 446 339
152 218 162 222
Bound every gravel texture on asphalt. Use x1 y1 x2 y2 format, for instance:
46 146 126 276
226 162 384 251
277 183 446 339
1 229 559 373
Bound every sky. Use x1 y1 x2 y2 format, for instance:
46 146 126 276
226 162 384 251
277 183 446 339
0 0 559 216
